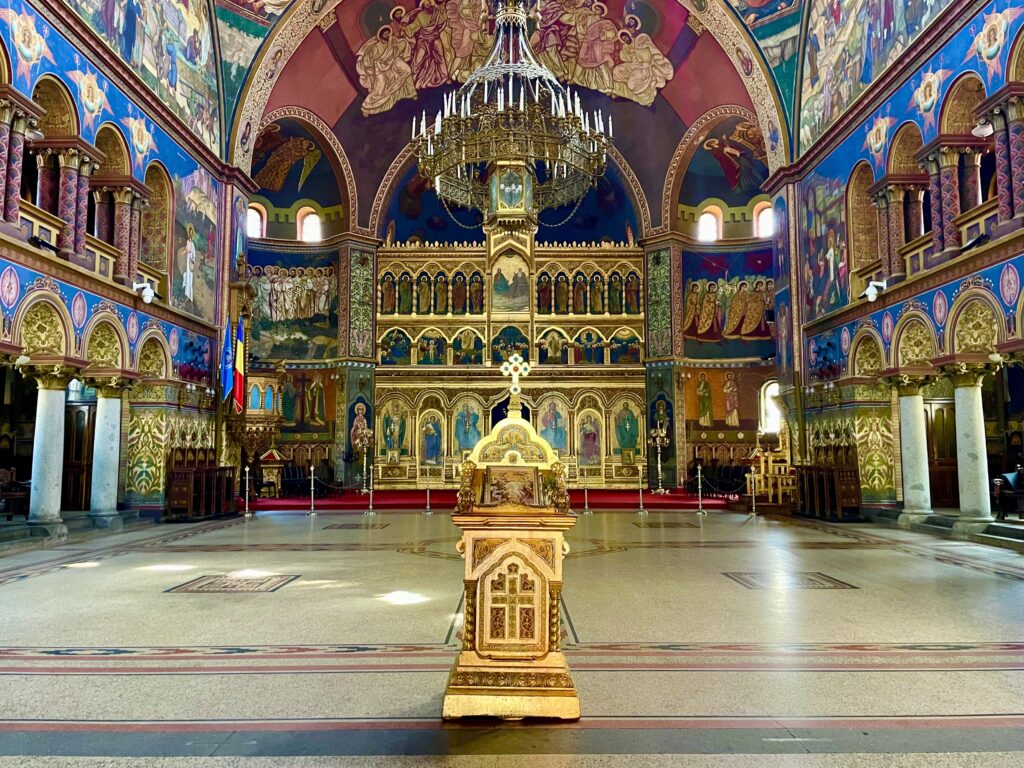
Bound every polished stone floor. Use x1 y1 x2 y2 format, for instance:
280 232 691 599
1 508 1023 766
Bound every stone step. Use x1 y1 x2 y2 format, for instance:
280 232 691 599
968 532 1024 553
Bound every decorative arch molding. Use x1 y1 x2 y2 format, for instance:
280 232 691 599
891 312 937 369
141 161 173 271
0 34 10 85
94 123 132 177
608 145 650 239
134 330 171 378
230 0 789 188
946 289 1004 355
369 145 415 241
32 74 79 138
848 328 884 376
256 107 365 236
12 295 71 358
1010 24 1024 82
658 104 759 234
81 316 128 370
887 122 926 177
939 73 987 136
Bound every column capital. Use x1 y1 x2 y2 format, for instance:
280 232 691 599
20 363 76 390
885 373 930 397
83 374 134 397
940 363 989 388
884 185 906 204
935 146 961 169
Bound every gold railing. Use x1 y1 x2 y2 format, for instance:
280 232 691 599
18 201 64 249
84 234 120 281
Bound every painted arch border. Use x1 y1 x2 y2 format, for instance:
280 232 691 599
228 0 791 188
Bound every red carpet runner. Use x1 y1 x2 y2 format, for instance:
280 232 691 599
244 489 729 512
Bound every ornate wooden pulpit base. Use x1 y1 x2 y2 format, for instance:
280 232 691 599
443 357 579 720
443 514 578 720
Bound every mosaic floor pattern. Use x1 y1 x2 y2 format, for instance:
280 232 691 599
0 509 1021 765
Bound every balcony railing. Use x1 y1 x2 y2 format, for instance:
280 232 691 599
955 197 999 245
899 232 932 279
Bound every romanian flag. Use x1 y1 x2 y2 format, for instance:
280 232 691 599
232 317 245 414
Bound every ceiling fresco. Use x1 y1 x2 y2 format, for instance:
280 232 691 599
251 118 344 211
214 0 804 163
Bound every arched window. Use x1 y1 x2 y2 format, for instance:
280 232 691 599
697 206 722 242
759 380 782 435
753 202 774 238
246 205 265 239
297 207 322 242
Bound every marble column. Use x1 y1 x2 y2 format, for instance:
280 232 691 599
886 186 906 281
1007 99 1024 220
27 370 69 539
991 112 1015 222
35 151 57 212
88 385 124 529
896 380 932 527
112 188 133 284
906 187 925 240
3 115 26 224
925 158 944 255
0 104 13 210
959 150 982 212
56 149 81 260
937 149 961 256
950 370 993 531
93 189 111 243
127 195 143 283
73 160 93 263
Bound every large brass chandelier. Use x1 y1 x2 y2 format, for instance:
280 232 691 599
413 0 612 216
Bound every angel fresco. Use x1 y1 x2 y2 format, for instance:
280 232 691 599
252 126 322 194
0 8 55 86
354 0 672 116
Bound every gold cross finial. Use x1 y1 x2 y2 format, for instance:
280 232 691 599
499 353 530 418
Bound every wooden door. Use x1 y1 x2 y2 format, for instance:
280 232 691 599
923 401 958 509
61 404 95 512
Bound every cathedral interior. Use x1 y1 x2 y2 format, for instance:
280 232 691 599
0 0 1023 764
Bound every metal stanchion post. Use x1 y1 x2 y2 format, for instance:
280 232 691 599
307 464 316 516
582 466 591 514
365 464 375 516
696 464 707 516
244 465 251 518
637 464 647 515
424 463 432 515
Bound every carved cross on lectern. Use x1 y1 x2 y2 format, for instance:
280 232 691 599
500 353 531 395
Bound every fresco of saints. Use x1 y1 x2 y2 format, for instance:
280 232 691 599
404 0 447 90
381 274 396 314
181 224 196 303
579 415 602 466
694 282 722 341
356 26 417 116
533 0 577 79
722 281 749 340
444 0 487 79
568 2 617 92
608 273 624 314
452 273 467 314
397 273 413 314
554 273 570 314
434 273 449 314
625 273 641 314
306 374 326 426
590 274 605 314
383 407 407 453
741 279 773 340
611 25 673 107
723 372 740 427
614 402 638 457
468 273 484 313
421 415 443 465
417 274 432 314
537 273 553 313
696 372 713 427
540 401 567 453
350 403 369 453
572 274 587 314
455 403 481 453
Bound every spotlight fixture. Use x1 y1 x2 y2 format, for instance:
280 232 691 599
24 127 44 142
971 120 994 138
28 235 59 254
